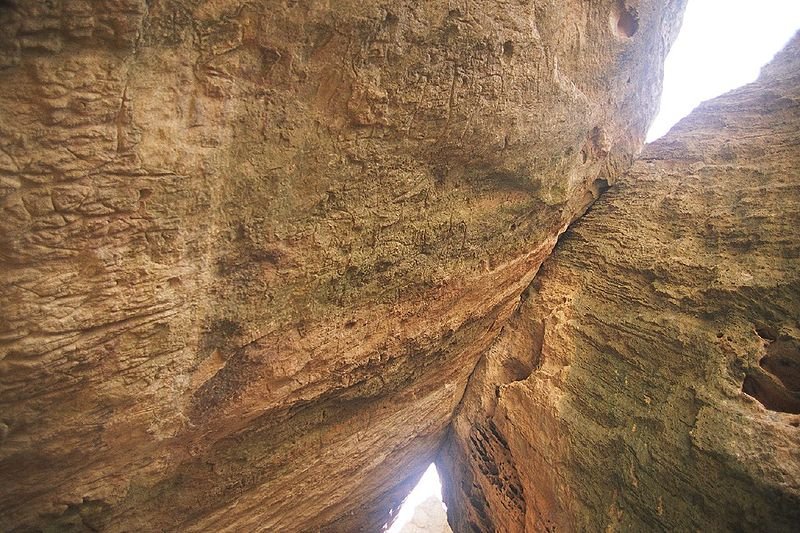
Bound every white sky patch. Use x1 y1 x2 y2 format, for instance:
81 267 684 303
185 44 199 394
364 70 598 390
647 0 800 142
386 463 445 532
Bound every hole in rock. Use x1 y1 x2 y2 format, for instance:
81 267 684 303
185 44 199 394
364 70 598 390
760 340 800 393
755 324 778 342
647 0 800 141
384 11 399 25
501 357 534 383
385 463 450 532
612 1 639 38
743 333 800 414
742 374 800 414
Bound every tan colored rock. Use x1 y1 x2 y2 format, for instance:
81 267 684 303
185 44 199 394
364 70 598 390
441 34 800 532
399 496 452 533
0 0 683 530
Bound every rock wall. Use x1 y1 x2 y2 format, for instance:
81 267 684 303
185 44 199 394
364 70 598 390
441 34 800 532
399 497 452 533
0 0 684 530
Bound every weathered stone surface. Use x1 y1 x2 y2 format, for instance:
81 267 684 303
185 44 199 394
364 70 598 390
0 0 683 530
399 496 452 533
441 34 800 532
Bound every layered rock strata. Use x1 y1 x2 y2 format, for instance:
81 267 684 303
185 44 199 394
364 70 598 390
441 33 800 532
0 0 684 530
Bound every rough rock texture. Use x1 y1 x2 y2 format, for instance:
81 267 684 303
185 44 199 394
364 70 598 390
441 34 800 532
399 496 452 533
0 0 684 530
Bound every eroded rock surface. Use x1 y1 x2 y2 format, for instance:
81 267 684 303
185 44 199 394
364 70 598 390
399 497 452 533
0 0 683 530
441 34 800 532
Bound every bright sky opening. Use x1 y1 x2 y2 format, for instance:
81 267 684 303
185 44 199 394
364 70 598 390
647 0 800 142
386 463 445 532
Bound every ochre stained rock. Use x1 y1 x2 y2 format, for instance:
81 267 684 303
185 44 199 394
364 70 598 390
0 0 684 530
440 33 800 532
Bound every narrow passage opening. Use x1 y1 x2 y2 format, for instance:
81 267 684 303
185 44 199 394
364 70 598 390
385 463 451 533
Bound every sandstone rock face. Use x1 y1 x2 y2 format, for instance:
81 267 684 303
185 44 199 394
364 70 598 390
441 34 800 532
0 0 683 530
399 497 452 533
